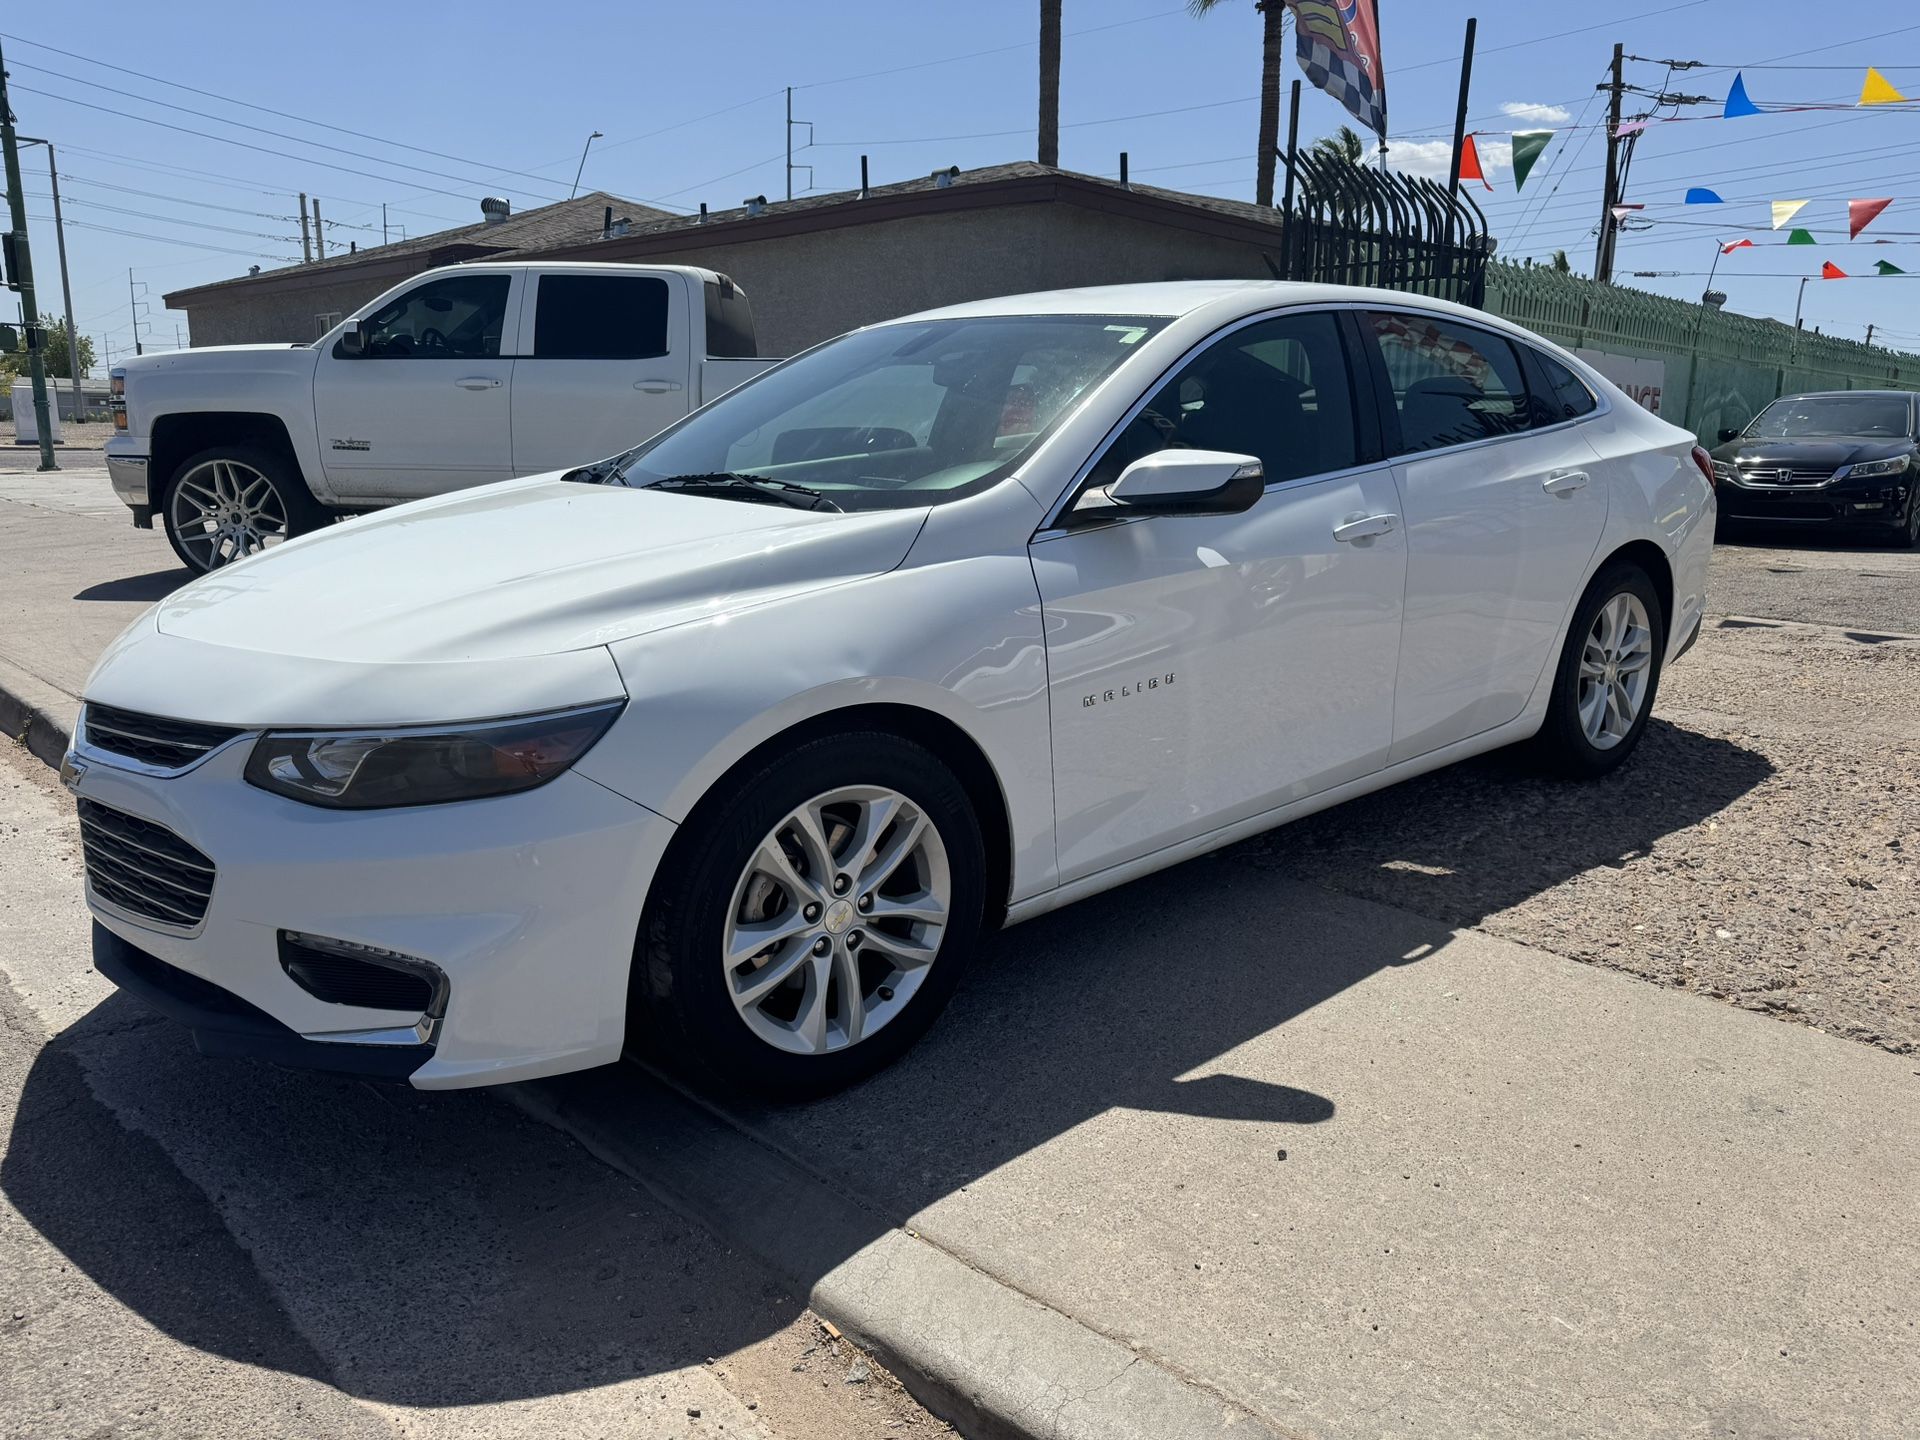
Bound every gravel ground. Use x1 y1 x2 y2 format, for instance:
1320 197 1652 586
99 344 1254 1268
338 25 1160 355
0 420 114 461
1242 542 1920 1056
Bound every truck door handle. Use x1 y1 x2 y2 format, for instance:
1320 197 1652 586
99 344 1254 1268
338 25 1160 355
1543 469 1590 495
1332 512 1399 543
633 379 684 394
454 376 502 390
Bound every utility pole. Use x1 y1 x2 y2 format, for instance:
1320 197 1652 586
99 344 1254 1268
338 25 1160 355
381 202 388 247
17 135 80 414
1865 322 1876 350
126 268 142 355
298 191 312 262
783 87 812 201
312 197 325 260
0 38 57 469
1595 43 1624 284
1445 16 1479 243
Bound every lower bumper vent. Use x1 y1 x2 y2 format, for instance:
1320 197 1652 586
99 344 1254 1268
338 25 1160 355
278 931 441 1014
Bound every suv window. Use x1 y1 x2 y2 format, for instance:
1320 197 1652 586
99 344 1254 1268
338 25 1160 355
1089 310 1359 489
534 274 669 359
1362 311 1531 455
1529 349 1598 423
704 278 757 358
353 274 510 359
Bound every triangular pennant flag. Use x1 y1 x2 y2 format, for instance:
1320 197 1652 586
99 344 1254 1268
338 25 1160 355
1788 228 1816 245
1610 203 1646 220
1685 187 1724 204
1721 238 1754 254
1876 259 1907 275
1822 261 1849 279
1510 130 1552 192
1723 72 1762 118
1849 198 1893 238
1860 66 1908 105
1457 133 1494 192
1771 199 1809 230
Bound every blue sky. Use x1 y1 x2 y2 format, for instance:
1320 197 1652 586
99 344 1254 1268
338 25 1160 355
6 0 1920 365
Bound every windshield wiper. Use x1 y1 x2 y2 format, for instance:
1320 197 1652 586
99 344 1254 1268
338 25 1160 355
639 472 842 512
563 448 643 485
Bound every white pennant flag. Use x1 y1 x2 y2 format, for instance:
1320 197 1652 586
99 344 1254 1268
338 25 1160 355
1771 199 1810 230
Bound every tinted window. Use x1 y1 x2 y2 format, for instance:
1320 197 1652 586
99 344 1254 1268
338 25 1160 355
534 274 669 359
1090 310 1359 489
704 278 757 358
1363 311 1531 454
352 274 509 359
1531 349 1598 423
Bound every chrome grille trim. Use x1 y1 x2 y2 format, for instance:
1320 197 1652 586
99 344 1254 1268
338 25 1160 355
1735 466 1837 488
78 799 216 930
79 703 248 773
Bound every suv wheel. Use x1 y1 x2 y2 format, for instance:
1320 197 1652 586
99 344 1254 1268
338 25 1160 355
162 445 326 574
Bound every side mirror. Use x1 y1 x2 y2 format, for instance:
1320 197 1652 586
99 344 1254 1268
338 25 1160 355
1718 427 1741 444
1084 449 1266 520
337 320 369 358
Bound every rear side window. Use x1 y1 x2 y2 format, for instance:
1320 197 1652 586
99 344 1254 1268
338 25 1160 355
533 274 668 359
1362 311 1532 455
704 278 758 358
1529 349 1598 423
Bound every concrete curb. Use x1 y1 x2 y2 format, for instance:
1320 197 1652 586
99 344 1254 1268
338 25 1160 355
512 1069 1286 1440
0 656 75 770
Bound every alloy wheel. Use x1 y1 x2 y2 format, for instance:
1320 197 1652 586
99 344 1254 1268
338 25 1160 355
167 459 288 570
1577 592 1654 750
722 785 950 1056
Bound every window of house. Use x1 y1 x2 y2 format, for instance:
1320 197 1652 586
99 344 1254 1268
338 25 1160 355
353 274 510 359
1362 311 1532 455
534 274 670 359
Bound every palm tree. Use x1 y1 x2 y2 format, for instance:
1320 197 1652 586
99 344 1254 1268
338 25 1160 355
1039 0 1062 167
1551 249 1572 273
1190 0 1288 206
1310 125 1366 167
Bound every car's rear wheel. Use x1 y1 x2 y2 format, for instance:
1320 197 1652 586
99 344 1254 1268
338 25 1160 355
1534 560 1666 778
162 445 327 574
635 732 985 1096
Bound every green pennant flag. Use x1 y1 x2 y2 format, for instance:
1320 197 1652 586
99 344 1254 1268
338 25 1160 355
1877 259 1906 275
1510 130 1553 192
1787 228 1816 245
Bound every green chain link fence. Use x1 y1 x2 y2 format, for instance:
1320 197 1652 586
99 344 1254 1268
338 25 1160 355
1483 263 1920 440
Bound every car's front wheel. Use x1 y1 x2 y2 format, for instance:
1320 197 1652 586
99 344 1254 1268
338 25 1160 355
162 445 327 574
1534 560 1666 777
635 731 986 1096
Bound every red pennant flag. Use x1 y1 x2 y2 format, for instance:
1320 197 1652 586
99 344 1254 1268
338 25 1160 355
1457 133 1494 192
1720 238 1754 254
1822 261 1849 279
1849 198 1893 239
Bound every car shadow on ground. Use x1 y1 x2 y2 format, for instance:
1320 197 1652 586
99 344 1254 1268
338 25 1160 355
2 721 1774 1409
73 567 191 603
1714 520 1906 554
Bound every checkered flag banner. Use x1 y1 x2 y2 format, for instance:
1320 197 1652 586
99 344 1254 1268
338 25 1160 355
1285 0 1388 143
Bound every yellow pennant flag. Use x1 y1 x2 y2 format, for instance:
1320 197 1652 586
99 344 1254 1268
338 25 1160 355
1861 67 1908 105
1771 199 1810 229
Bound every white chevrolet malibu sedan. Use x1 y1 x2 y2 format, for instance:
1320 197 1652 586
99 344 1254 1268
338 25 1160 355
65 282 1715 1094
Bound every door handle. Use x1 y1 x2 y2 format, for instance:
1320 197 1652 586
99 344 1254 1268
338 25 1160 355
1332 512 1399 543
633 379 685 394
1543 469 1590 495
454 376 502 390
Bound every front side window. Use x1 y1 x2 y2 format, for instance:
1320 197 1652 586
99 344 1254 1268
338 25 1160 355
350 274 510 359
1744 394 1912 439
1363 311 1531 455
1088 310 1360 490
614 314 1168 511
534 274 669 359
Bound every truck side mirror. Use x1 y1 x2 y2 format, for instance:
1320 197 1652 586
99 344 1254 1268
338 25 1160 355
337 320 369 358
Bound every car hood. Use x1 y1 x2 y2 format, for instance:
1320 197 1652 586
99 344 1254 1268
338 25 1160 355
1710 436 1911 469
152 476 929 664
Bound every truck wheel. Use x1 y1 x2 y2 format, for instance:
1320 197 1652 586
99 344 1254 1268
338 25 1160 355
162 445 327 574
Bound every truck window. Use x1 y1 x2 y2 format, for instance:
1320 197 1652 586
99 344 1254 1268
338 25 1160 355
533 274 670 360
351 274 510 359
704 278 758 358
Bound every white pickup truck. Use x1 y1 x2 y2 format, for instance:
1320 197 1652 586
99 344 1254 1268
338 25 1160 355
106 262 778 572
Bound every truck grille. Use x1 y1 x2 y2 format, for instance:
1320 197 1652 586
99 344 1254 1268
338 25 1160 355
1736 467 1834 487
81 703 246 770
78 799 216 928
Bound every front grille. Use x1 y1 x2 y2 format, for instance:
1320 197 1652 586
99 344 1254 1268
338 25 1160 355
82 703 245 770
1736 467 1834 487
78 798 216 928
279 934 437 1013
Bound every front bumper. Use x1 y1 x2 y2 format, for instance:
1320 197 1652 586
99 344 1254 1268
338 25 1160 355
105 441 149 507
70 731 676 1089
1716 472 1915 527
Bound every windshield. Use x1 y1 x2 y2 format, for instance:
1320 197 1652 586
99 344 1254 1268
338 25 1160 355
1745 395 1912 439
613 314 1168 509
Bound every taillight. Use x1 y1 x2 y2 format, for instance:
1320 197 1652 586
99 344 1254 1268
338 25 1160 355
1690 445 1716 489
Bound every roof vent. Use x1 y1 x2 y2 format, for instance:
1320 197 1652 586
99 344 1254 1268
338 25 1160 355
932 166 960 188
608 216 631 237
480 196 512 225
744 194 768 216
248 265 261 276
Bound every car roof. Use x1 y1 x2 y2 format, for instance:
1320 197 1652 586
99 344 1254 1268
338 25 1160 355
1776 389 1912 401
895 280 1509 327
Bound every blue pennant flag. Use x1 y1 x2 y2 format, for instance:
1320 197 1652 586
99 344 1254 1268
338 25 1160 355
1723 72 1762 118
1685 187 1726 204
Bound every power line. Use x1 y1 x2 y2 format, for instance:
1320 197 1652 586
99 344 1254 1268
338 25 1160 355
795 6 1187 91
57 217 297 260
7 187 299 240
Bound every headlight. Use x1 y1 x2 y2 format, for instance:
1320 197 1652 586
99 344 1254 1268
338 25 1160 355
1711 460 1736 483
1838 454 1911 479
244 701 624 809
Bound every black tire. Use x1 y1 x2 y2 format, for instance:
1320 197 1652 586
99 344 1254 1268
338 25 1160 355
633 731 986 1097
1533 559 1667 778
1891 497 1920 549
161 443 328 574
